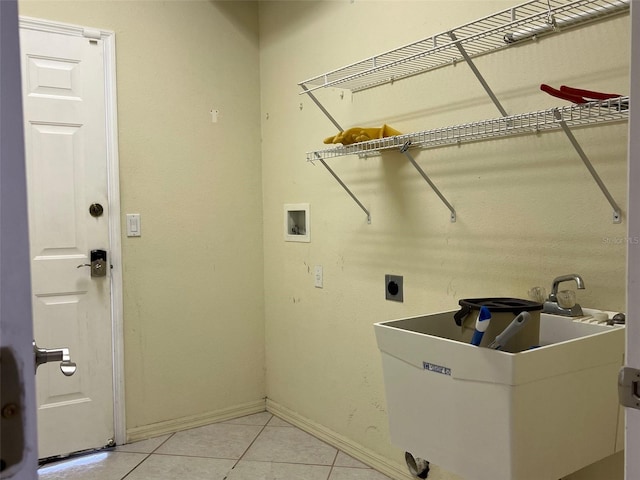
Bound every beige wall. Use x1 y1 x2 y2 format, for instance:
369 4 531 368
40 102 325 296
259 1 629 479
18 0 266 432
16 0 630 479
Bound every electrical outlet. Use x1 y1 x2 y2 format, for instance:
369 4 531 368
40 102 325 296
385 274 403 302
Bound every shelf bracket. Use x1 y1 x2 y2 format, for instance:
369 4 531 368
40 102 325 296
449 32 508 118
552 109 622 224
300 83 343 132
302 84 371 224
313 153 371 224
400 142 456 222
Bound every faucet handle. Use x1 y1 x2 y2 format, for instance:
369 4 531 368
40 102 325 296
527 286 547 303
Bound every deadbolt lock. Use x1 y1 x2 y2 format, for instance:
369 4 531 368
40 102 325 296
89 203 104 217
77 249 108 277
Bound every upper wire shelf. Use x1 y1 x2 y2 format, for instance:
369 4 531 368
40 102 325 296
299 0 629 94
307 97 629 162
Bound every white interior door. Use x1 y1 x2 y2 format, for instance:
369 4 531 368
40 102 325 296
19 25 115 459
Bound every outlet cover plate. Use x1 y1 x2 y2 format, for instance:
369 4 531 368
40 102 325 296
385 274 403 302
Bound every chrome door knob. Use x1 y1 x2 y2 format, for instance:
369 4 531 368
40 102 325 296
60 361 77 376
33 341 77 377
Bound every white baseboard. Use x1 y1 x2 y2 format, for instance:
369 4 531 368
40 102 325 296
266 399 413 480
126 398 267 443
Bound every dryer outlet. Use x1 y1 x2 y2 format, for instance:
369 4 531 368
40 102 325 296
385 274 404 302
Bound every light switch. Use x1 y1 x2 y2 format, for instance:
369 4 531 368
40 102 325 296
126 214 141 237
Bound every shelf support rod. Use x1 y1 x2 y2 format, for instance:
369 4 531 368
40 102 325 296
400 142 456 222
449 32 508 118
314 153 371 224
300 83 344 132
552 109 622 223
301 83 371 223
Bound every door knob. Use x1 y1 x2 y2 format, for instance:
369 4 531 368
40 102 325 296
77 249 108 277
33 341 77 377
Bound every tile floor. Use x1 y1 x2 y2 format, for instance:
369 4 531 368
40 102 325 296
38 412 394 480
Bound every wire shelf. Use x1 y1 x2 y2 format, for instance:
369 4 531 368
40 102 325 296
306 97 629 161
299 0 629 94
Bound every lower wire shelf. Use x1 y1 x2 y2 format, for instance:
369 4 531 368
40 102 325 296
306 96 628 162
307 97 628 224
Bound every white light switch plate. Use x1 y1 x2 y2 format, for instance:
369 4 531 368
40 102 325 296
126 214 141 237
314 265 323 288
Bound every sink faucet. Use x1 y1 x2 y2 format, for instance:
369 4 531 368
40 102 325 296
543 274 585 316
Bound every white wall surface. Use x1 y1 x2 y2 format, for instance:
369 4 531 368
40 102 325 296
259 2 630 479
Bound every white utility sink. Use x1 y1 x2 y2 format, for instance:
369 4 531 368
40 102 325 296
374 308 625 480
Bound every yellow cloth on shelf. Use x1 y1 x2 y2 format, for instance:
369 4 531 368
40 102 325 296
323 124 402 145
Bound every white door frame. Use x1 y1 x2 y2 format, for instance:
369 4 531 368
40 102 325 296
626 2 640 478
18 15 126 447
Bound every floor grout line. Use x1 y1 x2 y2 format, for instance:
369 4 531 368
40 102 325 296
326 449 340 480
119 452 152 480
143 452 240 461
119 432 176 480
149 431 175 454
223 413 273 479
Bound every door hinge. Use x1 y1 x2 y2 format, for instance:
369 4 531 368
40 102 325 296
82 28 101 40
618 366 640 410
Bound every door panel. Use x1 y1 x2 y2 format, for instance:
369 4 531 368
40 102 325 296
29 123 84 253
20 26 114 459
0 1 38 477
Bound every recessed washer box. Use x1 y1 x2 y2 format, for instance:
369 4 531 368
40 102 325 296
284 203 310 243
374 311 625 480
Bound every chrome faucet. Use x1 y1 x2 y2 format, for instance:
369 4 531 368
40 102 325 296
543 274 585 316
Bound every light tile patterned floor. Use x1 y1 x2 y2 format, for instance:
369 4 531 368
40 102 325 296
38 412 393 480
